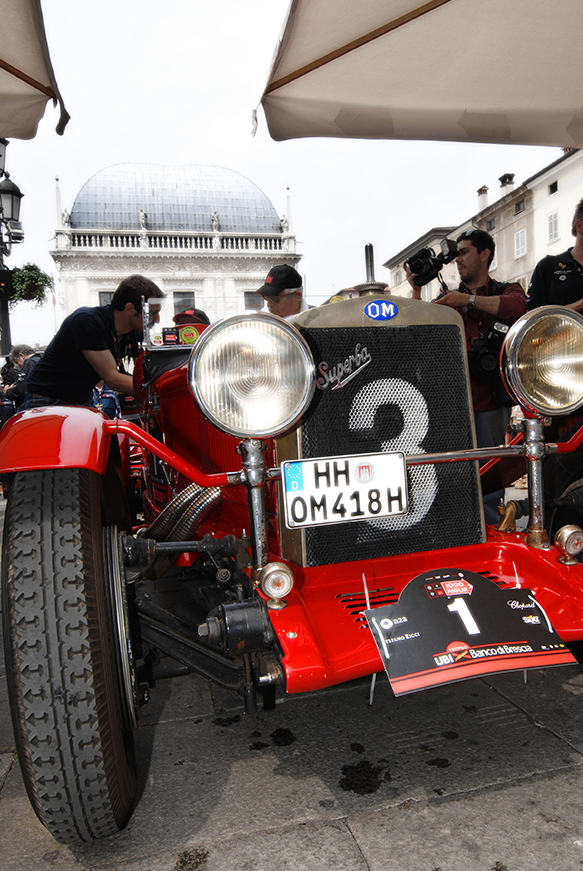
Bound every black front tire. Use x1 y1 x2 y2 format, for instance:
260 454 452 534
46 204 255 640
2 468 136 844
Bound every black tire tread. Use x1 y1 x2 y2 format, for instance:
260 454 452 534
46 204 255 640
2 468 135 844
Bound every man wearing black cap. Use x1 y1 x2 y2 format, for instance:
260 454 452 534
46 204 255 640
257 264 309 322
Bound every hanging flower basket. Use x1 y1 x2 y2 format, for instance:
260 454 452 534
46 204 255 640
19 285 43 301
10 263 54 308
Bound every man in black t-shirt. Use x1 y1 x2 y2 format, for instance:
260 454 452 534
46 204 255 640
527 197 583 311
25 274 163 408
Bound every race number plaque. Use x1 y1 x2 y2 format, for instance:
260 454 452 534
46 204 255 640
364 568 576 696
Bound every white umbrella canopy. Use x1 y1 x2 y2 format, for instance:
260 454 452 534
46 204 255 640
0 0 69 139
261 0 583 148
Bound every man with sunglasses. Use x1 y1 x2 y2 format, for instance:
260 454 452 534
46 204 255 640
407 228 526 447
257 264 310 322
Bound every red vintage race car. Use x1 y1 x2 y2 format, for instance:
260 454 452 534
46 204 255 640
3 291 583 845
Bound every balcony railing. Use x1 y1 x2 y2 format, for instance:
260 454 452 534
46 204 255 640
54 228 292 253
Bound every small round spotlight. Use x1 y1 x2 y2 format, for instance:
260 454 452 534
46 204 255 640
554 524 583 565
259 562 294 610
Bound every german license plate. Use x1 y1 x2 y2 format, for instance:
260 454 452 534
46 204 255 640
282 451 408 529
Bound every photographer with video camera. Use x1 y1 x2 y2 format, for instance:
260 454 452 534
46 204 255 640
406 229 526 520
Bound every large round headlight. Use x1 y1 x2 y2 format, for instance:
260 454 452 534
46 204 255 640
188 312 315 438
502 306 583 415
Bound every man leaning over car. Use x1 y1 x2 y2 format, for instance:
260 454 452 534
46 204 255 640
24 274 164 409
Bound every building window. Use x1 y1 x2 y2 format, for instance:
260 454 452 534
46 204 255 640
173 291 195 315
244 291 263 311
548 211 559 242
99 291 113 306
393 269 402 285
549 181 558 195
515 228 526 258
515 200 525 214
486 218 495 231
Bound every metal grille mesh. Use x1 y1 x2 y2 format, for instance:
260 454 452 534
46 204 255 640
297 325 484 566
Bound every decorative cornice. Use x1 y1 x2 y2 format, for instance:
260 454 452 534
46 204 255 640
51 252 301 274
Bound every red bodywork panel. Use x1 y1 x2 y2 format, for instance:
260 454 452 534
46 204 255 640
133 355 275 516
0 404 230 488
200 477 583 692
0 406 112 474
6 356 583 698
262 531 583 692
134 354 277 476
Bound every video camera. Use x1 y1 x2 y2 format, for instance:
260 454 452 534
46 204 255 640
408 239 458 287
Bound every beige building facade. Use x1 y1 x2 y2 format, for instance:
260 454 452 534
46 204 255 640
384 149 583 298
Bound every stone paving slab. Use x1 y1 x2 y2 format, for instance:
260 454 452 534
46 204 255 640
348 769 583 871
484 667 583 751
6 765 583 871
70 672 582 863
3 666 583 871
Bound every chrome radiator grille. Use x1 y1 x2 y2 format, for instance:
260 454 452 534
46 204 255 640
277 324 484 567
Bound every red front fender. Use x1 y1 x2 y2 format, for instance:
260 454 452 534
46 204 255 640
0 406 112 474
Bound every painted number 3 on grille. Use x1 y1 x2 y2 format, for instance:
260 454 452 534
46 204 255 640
282 451 408 529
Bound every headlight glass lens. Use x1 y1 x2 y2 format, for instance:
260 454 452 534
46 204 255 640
503 307 583 415
188 313 315 437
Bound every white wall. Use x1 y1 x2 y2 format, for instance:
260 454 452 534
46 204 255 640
529 151 583 264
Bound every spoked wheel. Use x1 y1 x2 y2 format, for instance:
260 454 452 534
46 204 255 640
103 526 139 731
2 468 137 844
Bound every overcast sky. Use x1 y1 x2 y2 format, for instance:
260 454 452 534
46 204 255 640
5 0 560 346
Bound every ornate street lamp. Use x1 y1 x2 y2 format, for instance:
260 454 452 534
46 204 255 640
0 176 24 223
0 140 25 353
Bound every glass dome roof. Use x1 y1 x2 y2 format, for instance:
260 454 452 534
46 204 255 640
69 163 282 233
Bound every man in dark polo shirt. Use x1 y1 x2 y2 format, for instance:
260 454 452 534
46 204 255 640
25 274 164 408
527 197 583 310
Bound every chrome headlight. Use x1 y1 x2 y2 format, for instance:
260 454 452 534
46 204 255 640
502 306 583 416
188 312 315 438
